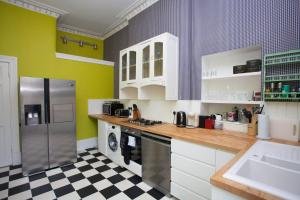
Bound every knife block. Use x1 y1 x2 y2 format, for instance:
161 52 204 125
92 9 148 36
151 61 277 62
247 114 257 137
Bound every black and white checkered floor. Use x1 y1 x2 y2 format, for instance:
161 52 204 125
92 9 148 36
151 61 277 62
0 148 174 200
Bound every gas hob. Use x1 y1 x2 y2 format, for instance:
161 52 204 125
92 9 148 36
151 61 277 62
127 118 163 126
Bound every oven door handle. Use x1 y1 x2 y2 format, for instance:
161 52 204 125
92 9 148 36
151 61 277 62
142 132 171 142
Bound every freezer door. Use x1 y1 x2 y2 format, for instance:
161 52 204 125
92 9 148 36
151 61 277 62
20 77 49 175
48 79 76 168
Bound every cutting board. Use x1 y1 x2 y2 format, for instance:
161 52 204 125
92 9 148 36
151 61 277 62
269 118 300 142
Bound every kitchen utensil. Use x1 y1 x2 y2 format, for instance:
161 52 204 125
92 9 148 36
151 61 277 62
176 111 187 127
282 85 291 98
115 109 130 118
187 112 199 128
214 114 223 130
199 115 210 128
248 114 257 137
233 107 239 122
132 104 141 120
227 112 235 122
205 117 215 129
277 82 282 92
246 59 262 72
257 114 271 139
233 65 247 74
103 101 124 116
242 108 252 123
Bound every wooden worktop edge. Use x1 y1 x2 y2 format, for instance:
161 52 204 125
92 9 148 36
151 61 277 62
210 142 282 200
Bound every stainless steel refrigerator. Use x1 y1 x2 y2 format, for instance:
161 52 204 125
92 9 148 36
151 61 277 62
20 77 77 175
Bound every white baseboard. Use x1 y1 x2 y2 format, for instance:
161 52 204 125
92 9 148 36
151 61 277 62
12 151 21 165
77 137 98 153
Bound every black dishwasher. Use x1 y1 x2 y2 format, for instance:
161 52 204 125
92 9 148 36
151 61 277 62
141 132 171 196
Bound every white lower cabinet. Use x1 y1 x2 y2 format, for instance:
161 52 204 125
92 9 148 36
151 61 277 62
98 120 108 156
171 139 236 200
171 153 215 182
171 182 207 200
215 149 235 171
212 186 245 200
172 168 212 199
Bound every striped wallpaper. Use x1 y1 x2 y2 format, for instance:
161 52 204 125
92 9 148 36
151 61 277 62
104 0 300 99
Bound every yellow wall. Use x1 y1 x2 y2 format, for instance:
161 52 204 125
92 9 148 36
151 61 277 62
0 2 114 140
56 30 103 59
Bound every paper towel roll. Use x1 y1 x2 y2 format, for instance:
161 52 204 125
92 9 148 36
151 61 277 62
257 114 271 139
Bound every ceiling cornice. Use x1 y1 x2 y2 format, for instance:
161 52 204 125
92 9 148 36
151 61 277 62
3 0 159 40
57 24 104 40
3 0 68 18
102 20 129 40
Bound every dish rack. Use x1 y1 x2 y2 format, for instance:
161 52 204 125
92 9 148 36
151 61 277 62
264 49 300 102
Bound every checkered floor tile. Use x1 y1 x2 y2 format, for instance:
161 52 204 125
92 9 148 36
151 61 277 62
0 148 175 200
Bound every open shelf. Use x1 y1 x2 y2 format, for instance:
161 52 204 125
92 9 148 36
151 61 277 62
264 49 300 66
201 46 262 114
202 71 261 80
139 85 166 100
119 86 138 99
201 100 262 105
265 74 300 82
264 49 300 102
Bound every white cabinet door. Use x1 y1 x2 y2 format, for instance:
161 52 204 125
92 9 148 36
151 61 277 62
120 50 128 86
0 62 12 167
171 139 216 165
152 40 164 80
172 168 212 199
171 182 207 200
98 120 108 156
128 47 138 83
216 150 235 171
171 153 215 182
212 186 245 200
140 42 151 81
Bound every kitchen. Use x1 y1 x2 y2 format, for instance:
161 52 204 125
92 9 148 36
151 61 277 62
0 0 299 200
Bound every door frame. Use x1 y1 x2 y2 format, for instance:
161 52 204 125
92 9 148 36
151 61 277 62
0 55 20 165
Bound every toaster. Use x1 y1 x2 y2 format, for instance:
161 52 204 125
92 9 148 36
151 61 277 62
102 102 124 116
115 109 130 118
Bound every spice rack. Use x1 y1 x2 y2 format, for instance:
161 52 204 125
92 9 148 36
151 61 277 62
264 49 300 102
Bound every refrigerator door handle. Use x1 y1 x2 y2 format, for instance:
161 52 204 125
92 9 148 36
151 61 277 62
45 102 49 124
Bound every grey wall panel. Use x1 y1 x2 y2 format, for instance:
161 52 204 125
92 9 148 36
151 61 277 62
128 0 192 99
104 27 129 98
190 0 300 99
104 0 192 99
104 0 300 100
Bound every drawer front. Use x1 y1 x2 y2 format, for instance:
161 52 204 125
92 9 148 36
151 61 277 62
171 168 211 199
216 150 235 171
171 139 216 165
171 182 207 200
171 153 215 182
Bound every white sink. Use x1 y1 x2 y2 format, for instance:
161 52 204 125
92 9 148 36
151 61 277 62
224 141 300 200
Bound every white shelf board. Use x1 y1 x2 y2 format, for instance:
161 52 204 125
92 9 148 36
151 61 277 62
202 71 261 80
201 100 262 105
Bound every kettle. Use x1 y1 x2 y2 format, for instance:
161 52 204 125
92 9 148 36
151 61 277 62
176 111 187 127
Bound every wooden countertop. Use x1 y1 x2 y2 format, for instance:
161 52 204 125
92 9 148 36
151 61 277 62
89 114 255 152
89 114 299 200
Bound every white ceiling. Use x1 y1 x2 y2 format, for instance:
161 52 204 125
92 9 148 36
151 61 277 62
33 0 139 37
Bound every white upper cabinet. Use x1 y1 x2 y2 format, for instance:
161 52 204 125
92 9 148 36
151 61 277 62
119 32 178 100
